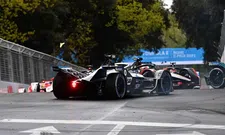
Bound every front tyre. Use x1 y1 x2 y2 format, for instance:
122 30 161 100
159 71 173 95
209 68 225 89
104 73 127 99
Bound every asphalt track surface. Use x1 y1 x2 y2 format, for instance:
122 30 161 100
0 89 225 135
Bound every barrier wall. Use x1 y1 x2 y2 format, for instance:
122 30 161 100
0 81 29 93
0 38 87 93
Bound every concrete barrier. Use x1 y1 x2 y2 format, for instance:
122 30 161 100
0 81 29 93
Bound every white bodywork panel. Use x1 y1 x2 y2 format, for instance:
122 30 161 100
81 68 119 81
171 73 191 81
82 68 101 81
115 63 132 68
46 85 53 92
129 72 143 78
154 70 164 79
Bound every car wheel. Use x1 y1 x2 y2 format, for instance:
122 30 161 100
209 68 225 89
53 73 69 99
159 71 173 95
104 73 127 99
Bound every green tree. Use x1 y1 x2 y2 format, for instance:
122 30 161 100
61 0 99 66
0 0 56 43
171 0 225 61
162 14 187 48
90 0 170 66
0 0 171 67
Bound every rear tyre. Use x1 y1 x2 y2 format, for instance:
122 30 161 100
104 73 127 99
159 71 173 95
53 73 70 99
209 68 225 89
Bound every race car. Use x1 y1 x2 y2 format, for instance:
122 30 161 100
163 63 200 89
116 58 174 90
52 55 173 99
204 62 225 89
39 78 54 92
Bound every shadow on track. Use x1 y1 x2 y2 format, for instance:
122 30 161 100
51 92 176 102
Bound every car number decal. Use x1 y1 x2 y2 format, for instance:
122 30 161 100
127 77 132 85
135 84 141 89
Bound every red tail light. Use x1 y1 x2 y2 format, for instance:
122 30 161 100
71 81 77 88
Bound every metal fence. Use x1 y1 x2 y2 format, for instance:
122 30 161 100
0 38 87 84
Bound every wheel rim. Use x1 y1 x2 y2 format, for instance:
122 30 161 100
161 73 172 94
115 75 126 98
209 69 224 87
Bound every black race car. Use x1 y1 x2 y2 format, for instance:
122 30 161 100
163 63 201 89
52 55 173 99
204 62 225 89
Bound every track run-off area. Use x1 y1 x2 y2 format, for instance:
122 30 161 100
0 89 225 135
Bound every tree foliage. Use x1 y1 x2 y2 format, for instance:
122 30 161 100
172 0 225 61
0 0 56 43
162 14 187 48
0 0 171 67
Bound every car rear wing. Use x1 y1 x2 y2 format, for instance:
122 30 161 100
52 66 73 72
52 66 88 78
52 66 61 72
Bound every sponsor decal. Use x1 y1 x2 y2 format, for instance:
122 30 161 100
146 78 154 81
135 84 141 89
0 88 8 93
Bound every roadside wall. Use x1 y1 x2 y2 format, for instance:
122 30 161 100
0 38 87 93
0 81 29 93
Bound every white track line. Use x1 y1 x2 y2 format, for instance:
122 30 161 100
99 102 127 121
1 119 225 130
75 102 127 135
107 124 125 135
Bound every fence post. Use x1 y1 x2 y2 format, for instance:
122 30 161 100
7 49 14 82
19 53 25 83
39 59 44 80
29 56 35 82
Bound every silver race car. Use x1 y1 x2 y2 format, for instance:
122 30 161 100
52 55 173 99
164 63 200 89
